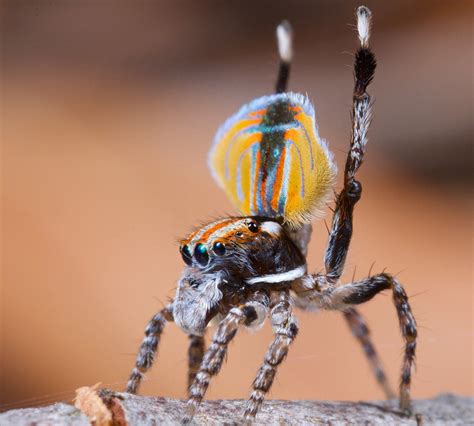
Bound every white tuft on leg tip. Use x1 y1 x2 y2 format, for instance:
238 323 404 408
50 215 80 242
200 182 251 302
356 5 372 48
276 20 293 63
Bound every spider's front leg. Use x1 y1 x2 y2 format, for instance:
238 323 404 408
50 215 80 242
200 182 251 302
319 273 417 413
244 290 298 420
126 303 174 394
187 334 205 395
183 294 269 424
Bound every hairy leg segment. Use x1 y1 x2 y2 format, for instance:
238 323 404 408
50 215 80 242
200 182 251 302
187 334 205 395
324 6 376 284
343 307 396 399
126 304 174 394
244 290 298 420
183 294 269 423
314 273 417 413
318 5 403 408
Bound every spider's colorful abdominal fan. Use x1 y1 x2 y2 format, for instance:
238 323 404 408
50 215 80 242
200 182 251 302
209 92 337 227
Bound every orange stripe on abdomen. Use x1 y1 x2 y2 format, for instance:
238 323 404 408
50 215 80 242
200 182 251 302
248 108 267 117
252 150 261 214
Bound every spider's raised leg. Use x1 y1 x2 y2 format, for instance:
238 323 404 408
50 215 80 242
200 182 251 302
324 6 376 283
321 9 392 400
244 290 298 420
187 334 205 395
319 273 417 413
126 303 174 394
275 20 293 93
343 307 396 399
275 18 316 258
183 294 269 424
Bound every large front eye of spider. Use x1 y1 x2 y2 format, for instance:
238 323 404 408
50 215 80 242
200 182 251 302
194 243 209 266
180 244 192 266
247 221 259 233
212 241 226 256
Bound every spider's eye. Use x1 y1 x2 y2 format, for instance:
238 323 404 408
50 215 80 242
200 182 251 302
180 245 192 266
212 241 226 256
194 243 209 266
248 222 259 233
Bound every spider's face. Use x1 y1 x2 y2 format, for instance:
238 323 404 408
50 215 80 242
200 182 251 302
174 216 306 335
179 217 306 282
180 217 263 269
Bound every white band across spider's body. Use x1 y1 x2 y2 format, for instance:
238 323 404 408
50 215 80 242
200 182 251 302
245 265 306 285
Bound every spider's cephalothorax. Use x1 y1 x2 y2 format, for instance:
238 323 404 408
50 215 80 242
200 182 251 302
174 217 306 335
127 6 418 423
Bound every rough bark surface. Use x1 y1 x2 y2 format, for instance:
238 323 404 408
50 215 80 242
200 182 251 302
0 392 472 425
0 402 90 426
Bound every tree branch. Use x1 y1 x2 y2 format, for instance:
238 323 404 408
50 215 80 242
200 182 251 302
0 388 471 425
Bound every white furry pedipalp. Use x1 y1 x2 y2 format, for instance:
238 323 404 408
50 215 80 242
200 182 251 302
198 276 223 312
173 272 223 335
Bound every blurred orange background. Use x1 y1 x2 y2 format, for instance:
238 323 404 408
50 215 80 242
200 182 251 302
1 0 472 411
